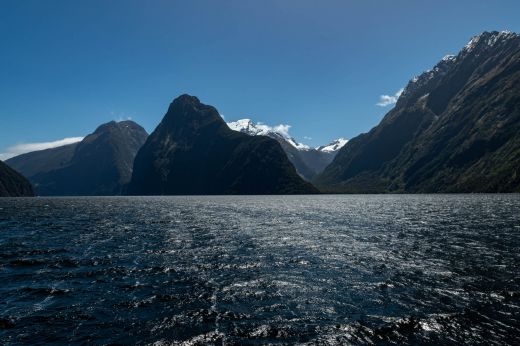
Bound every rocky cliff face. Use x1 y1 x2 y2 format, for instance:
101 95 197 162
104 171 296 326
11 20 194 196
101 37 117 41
127 95 318 195
315 31 520 193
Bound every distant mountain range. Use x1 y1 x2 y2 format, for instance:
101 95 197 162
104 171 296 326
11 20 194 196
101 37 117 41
227 119 347 180
2 30 519 196
127 95 317 195
7 121 148 195
315 31 520 193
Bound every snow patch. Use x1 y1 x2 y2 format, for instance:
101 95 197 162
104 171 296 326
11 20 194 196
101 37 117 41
442 54 456 62
463 30 517 53
227 119 309 150
316 138 348 153
227 119 347 152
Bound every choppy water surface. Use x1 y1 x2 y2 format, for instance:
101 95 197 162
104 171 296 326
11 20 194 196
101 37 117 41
0 195 519 345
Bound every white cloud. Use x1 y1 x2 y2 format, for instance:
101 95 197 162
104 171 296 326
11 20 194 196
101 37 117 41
376 88 404 107
0 137 84 161
304 136 312 140
269 124 291 138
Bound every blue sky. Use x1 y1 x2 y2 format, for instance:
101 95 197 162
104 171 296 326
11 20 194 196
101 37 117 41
1 0 519 158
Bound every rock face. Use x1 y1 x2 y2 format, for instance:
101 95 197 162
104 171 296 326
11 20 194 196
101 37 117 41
227 119 347 181
315 31 520 193
0 160 34 197
7 121 148 195
127 95 318 195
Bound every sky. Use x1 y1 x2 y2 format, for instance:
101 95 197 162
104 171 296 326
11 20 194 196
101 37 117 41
1 0 520 159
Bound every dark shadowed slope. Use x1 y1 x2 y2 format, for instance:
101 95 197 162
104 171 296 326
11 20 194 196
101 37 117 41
315 31 520 193
7 143 78 178
127 95 318 195
0 161 34 197
9 121 148 196
227 119 347 181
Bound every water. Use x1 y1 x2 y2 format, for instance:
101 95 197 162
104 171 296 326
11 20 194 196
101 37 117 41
0 195 519 345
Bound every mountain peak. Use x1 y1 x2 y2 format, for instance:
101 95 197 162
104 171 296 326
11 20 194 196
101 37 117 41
227 119 254 133
316 138 348 153
169 94 214 111
117 119 137 125
8 119 148 196
463 30 517 53
93 120 118 134
227 118 282 137
93 120 143 135
227 118 309 150
166 94 207 116
400 30 519 106
128 98 317 194
173 94 201 105
162 94 223 130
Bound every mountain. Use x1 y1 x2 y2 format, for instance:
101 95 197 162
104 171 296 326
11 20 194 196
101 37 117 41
7 121 148 195
6 142 78 179
315 31 520 193
317 138 349 153
227 119 347 180
127 95 318 195
0 161 34 197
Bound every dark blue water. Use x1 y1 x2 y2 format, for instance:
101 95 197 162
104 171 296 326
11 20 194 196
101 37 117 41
0 195 519 345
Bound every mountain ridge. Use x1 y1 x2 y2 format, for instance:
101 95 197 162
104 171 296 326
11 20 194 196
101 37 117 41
315 30 520 193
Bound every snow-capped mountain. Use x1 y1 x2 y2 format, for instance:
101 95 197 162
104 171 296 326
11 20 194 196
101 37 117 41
315 30 520 193
317 138 349 153
227 119 347 181
462 30 516 53
399 31 519 107
227 119 311 150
